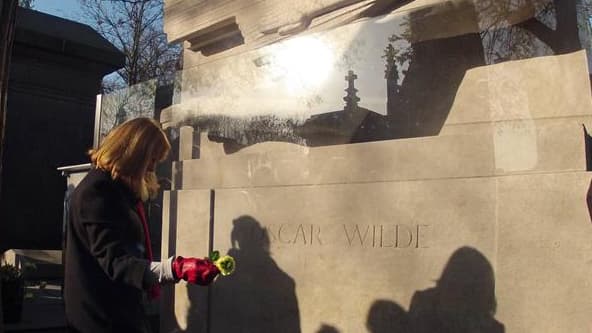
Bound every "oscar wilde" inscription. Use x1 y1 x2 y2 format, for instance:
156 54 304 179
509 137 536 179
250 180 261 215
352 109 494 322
342 224 429 248
264 224 429 249
266 224 323 245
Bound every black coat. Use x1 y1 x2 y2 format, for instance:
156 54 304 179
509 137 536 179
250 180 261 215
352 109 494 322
64 168 152 333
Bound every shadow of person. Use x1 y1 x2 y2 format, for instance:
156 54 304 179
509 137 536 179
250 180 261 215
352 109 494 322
182 283 209 333
317 324 339 333
209 215 301 333
408 247 504 333
316 323 341 333
367 299 408 333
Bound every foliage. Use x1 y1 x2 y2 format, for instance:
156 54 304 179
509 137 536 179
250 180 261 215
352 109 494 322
79 0 183 132
383 0 584 69
79 0 182 91
99 79 158 137
478 0 584 63
186 113 306 147
17 0 35 9
382 17 413 86
478 0 557 64
0 264 21 282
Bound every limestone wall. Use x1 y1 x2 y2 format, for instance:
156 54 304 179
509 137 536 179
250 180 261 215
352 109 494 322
161 51 592 332
161 1 592 332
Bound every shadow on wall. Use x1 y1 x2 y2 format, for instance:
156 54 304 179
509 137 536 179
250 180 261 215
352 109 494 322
167 230 503 333
315 323 341 333
158 189 502 333
288 246 503 333
170 226 500 333
179 215 301 333
362 246 504 333
367 299 409 333
407 246 504 333
210 215 301 332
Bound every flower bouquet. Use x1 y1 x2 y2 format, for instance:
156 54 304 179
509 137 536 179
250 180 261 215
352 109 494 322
209 251 235 276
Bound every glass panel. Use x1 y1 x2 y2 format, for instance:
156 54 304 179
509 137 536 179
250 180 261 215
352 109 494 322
166 0 590 150
98 79 157 142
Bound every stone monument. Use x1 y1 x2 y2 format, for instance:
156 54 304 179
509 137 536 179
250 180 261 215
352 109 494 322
160 1 592 332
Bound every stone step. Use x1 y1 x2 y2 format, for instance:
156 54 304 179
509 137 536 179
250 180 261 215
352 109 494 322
175 115 590 190
445 51 592 125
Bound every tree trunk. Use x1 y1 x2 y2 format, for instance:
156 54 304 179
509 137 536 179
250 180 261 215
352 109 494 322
519 0 581 54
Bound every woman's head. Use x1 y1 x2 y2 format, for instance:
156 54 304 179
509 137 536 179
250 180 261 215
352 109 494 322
89 117 171 201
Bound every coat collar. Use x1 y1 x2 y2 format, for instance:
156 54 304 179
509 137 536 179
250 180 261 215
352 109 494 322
91 167 140 205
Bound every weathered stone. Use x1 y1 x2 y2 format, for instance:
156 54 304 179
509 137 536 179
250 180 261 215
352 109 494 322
496 172 592 332
160 190 212 333
209 178 498 332
161 1 592 332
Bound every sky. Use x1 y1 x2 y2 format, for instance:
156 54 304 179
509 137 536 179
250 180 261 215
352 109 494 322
32 0 408 120
33 0 85 23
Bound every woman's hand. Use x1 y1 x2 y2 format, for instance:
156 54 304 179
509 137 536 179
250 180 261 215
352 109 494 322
172 256 220 285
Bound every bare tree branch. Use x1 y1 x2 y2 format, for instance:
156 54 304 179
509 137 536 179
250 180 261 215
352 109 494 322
79 0 181 89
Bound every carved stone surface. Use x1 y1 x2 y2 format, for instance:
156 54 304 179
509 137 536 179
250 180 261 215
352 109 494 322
164 168 592 332
161 1 592 332
208 179 498 333
160 190 212 333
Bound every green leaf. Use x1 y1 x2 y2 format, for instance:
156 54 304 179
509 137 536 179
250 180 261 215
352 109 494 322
209 250 220 262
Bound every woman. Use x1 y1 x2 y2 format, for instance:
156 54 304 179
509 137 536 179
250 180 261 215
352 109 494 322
64 118 219 333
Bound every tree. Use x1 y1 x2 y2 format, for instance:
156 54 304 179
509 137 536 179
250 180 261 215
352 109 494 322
517 0 581 54
17 0 35 9
79 0 181 92
478 0 583 63
98 79 157 139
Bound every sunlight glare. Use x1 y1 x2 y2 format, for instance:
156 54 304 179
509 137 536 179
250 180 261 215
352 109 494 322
271 36 334 93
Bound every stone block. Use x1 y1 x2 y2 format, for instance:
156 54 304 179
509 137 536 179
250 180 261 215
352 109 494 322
496 172 592 332
177 131 495 189
161 190 212 332
446 51 592 125
490 116 590 174
208 178 499 332
177 113 591 190
166 171 592 332
165 47 592 331
161 2 592 333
